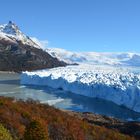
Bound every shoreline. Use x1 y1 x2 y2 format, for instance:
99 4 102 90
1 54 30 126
0 71 18 74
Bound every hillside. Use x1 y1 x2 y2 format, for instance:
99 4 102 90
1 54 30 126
0 97 134 140
0 21 66 72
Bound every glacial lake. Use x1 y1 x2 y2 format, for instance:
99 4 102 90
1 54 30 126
1 72 140 121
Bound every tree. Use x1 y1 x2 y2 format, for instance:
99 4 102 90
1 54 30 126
24 120 48 140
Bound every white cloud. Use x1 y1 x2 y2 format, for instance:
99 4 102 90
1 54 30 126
31 37 48 50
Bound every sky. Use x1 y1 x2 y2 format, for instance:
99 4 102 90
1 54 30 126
0 0 140 52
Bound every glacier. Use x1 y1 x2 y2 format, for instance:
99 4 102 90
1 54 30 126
20 64 140 113
46 47 140 67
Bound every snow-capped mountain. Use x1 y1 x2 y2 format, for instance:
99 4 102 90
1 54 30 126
46 48 140 67
0 21 41 48
0 21 66 72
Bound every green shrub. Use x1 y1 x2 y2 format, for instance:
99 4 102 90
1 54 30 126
24 120 48 140
0 123 13 140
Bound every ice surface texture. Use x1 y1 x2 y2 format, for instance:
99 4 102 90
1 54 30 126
21 64 140 112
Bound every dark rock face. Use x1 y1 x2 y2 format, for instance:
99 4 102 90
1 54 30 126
0 40 66 72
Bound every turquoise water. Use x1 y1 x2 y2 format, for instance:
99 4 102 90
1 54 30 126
0 72 140 121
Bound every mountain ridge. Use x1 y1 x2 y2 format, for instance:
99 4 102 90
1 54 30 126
0 21 66 72
0 21 41 48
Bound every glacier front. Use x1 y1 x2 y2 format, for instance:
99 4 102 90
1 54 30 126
20 64 140 113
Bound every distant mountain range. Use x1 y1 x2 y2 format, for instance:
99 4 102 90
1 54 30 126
46 48 140 67
0 21 66 72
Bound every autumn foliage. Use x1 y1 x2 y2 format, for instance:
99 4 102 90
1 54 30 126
0 123 13 140
0 97 135 140
24 119 48 140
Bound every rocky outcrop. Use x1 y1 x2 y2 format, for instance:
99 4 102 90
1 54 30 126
0 41 66 72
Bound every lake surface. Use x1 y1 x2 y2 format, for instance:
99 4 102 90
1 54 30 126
1 72 140 121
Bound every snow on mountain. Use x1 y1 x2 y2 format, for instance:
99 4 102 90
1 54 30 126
20 64 140 112
46 48 87 64
0 21 41 49
30 37 48 50
1 21 139 67
124 54 140 66
0 21 66 72
0 32 17 45
46 48 140 67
